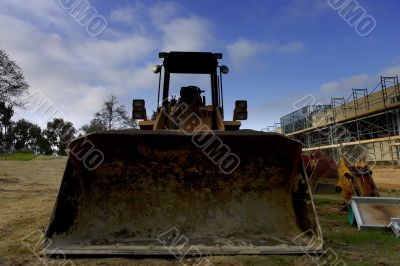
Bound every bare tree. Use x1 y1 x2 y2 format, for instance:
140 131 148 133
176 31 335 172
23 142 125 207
82 95 136 133
0 48 29 107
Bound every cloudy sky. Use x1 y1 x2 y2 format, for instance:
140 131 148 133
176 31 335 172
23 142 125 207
1 0 399 130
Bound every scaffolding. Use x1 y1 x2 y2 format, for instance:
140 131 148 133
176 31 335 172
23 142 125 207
280 105 331 134
331 97 346 118
263 123 282 133
279 76 400 165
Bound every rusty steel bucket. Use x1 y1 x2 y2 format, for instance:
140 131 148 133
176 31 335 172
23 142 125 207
45 130 322 255
303 151 339 194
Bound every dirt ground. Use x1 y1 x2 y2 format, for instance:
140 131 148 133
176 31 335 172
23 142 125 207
0 157 400 265
371 167 400 190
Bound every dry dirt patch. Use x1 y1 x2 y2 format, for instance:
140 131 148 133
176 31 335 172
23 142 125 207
0 158 66 264
371 166 400 190
1 158 400 265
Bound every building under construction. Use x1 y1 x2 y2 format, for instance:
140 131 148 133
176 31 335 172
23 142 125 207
280 76 400 165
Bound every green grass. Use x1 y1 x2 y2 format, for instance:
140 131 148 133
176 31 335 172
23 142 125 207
0 153 61 161
314 194 344 205
381 190 400 197
0 152 37 161
35 155 62 160
313 193 400 266
1 160 399 265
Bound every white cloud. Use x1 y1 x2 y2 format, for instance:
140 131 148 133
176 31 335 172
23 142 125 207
0 0 103 39
276 41 305 54
108 3 149 35
380 65 400 77
226 38 305 68
0 12 157 128
257 65 400 127
160 16 214 51
279 0 329 22
0 0 220 129
0 0 227 127
75 36 154 67
0 0 65 27
149 2 179 25
226 38 265 69
318 65 400 100
319 74 375 93
110 6 138 24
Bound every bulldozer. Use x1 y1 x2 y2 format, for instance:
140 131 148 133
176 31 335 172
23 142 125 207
45 51 322 255
335 157 380 207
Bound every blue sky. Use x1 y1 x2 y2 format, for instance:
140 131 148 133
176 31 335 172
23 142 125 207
1 0 399 130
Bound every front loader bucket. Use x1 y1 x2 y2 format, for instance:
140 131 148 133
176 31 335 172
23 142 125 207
45 130 322 255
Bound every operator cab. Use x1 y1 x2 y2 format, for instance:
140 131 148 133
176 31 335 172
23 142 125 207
132 52 247 131
178 86 205 107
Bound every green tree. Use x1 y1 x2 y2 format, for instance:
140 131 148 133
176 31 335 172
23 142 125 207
81 118 107 134
0 102 14 154
45 118 76 156
8 119 43 153
4 119 53 155
0 48 29 107
37 134 53 155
